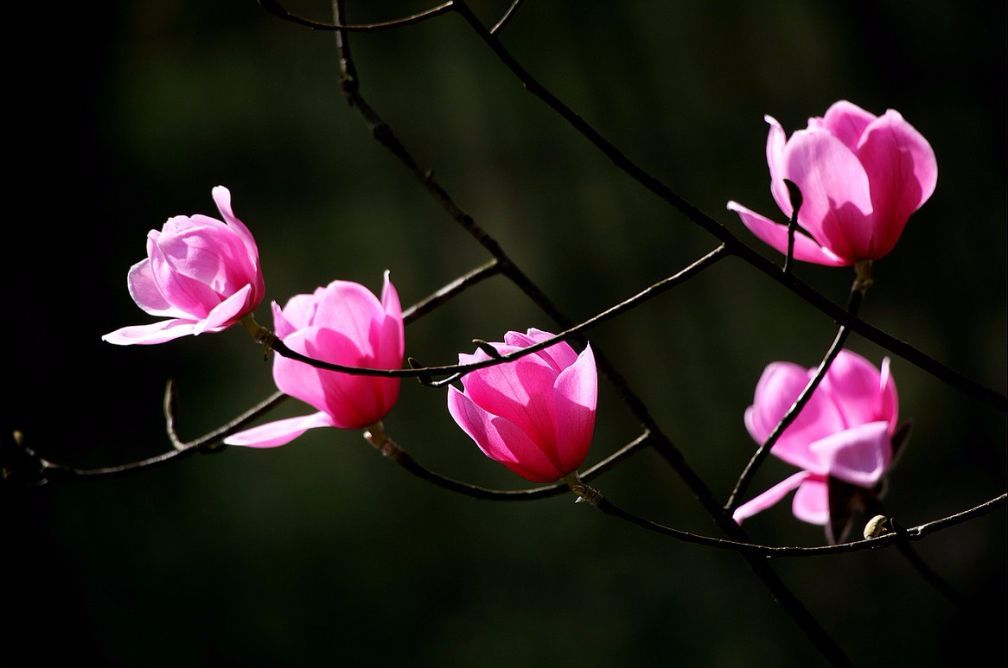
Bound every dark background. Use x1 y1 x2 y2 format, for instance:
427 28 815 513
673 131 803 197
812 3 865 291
3 1 1005 665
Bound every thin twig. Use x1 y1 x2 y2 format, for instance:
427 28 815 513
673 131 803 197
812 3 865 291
39 390 287 482
377 430 650 501
258 0 453 32
491 0 525 35
588 489 1006 559
724 283 865 511
448 0 1007 414
266 245 728 380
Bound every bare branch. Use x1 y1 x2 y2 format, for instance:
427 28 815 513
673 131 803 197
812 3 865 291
258 0 453 32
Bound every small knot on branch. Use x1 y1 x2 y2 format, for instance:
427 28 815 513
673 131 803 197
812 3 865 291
854 260 874 294
863 514 892 539
2 430 49 487
565 474 602 506
363 422 402 460
472 339 503 359
407 357 437 386
241 314 277 359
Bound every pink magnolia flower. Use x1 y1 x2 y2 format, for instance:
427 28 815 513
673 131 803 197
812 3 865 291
733 350 899 539
103 186 265 345
728 100 937 266
447 329 597 483
225 273 404 448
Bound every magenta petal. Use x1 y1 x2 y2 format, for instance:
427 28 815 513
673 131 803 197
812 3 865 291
148 233 220 317
856 110 938 258
127 258 185 317
808 421 891 486
381 270 402 320
732 471 811 524
746 362 846 471
879 357 899 434
550 345 597 473
792 477 830 525
223 411 336 448
782 129 874 259
448 386 560 481
101 319 199 345
727 202 847 266
193 283 253 335
462 354 558 446
307 328 384 428
821 100 876 151
272 328 333 416
764 115 794 217
313 281 386 359
212 186 259 259
820 350 886 428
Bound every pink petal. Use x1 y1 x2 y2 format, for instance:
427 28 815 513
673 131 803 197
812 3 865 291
313 280 386 359
156 224 252 295
764 115 794 217
504 328 579 372
381 270 402 320
856 110 938 258
223 411 336 448
272 329 331 417
792 477 830 525
212 185 260 261
127 258 186 318
193 284 253 335
461 352 558 447
275 289 325 337
101 318 199 345
727 202 848 266
550 345 597 473
879 357 899 434
732 471 811 524
448 387 559 481
821 100 876 151
820 349 886 428
745 362 846 470
148 232 220 318
299 326 388 428
782 128 875 260
808 421 891 487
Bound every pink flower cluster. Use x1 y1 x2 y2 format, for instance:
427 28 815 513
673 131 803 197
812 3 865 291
105 98 931 542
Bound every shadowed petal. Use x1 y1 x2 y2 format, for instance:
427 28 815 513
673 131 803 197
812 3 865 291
808 421 891 487
792 477 830 525
127 258 186 317
194 284 253 334
728 202 848 266
782 129 874 259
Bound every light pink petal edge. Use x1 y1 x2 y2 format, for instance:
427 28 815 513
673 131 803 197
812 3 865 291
223 411 336 448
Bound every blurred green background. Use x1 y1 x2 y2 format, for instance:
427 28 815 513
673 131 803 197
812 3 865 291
3 1 1005 665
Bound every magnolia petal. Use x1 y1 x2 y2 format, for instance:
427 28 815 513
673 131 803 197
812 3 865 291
223 411 336 448
306 327 387 428
550 345 597 473
808 421 891 487
792 477 830 525
313 280 386 359
732 471 811 524
505 328 578 372
727 202 847 266
101 318 199 345
879 357 899 436
764 115 794 217
782 128 874 260
461 352 557 446
272 328 334 416
148 232 220 317
856 110 938 258
212 185 259 260
127 258 186 318
820 350 887 428
193 283 253 335
821 100 876 151
745 361 846 470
